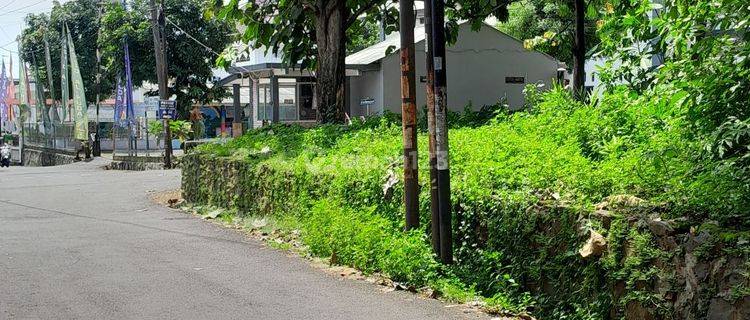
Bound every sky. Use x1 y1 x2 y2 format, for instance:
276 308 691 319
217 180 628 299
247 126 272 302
0 0 66 78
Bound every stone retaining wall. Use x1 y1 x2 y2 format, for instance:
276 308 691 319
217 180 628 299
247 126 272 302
22 146 77 167
182 153 750 320
107 155 167 171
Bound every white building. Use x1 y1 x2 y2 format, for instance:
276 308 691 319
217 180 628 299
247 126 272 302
347 22 561 117
218 15 563 127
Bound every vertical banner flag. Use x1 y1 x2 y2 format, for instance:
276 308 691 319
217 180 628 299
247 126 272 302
19 44 32 124
60 26 69 122
18 52 27 123
44 35 59 122
0 60 8 130
67 25 88 140
124 41 135 131
114 76 126 126
31 54 48 126
8 56 16 123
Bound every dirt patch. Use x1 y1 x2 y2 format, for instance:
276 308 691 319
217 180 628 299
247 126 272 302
150 189 183 208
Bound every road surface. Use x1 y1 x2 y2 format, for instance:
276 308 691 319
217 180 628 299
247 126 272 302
0 161 485 319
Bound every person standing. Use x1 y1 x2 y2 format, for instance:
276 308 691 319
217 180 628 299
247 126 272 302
189 106 205 140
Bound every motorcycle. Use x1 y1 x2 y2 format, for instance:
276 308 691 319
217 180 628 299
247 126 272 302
1 145 11 168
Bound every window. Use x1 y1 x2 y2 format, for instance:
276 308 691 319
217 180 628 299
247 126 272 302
279 85 297 121
256 79 317 122
257 84 272 121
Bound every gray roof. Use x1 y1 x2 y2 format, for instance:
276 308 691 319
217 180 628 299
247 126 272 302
346 22 561 67
345 25 426 65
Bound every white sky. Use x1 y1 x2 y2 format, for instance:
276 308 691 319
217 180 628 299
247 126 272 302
0 0 67 78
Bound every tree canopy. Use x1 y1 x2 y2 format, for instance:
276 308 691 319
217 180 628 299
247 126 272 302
208 0 513 123
20 0 104 104
19 0 233 116
497 0 600 66
99 0 233 115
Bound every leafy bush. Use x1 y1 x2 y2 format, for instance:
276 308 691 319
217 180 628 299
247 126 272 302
148 119 193 144
185 85 748 318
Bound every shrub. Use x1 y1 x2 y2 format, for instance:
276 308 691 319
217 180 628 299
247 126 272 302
184 86 748 319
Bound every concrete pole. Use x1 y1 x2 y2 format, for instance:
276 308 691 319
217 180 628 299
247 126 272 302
423 0 441 257
430 0 452 264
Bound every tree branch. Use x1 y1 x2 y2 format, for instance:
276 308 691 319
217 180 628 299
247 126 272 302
345 0 380 29
300 0 319 14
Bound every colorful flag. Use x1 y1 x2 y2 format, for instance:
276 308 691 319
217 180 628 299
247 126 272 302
60 26 69 122
0 60 8 130
8 56 16 122
67 25 88 140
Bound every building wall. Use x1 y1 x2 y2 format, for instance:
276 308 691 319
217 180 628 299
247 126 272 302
374 24 559 114
348 67 384 117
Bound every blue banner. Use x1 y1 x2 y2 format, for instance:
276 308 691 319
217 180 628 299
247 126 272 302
113 76 126 127
124 41 135 132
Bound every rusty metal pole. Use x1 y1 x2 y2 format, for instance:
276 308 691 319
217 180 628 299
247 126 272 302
400 0 419 230
423 0 440 258
151 0 171 167
430 0 452 264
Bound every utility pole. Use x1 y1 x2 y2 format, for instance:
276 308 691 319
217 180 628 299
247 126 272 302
400 0 419 230
93 0 104 157
423 0 441 258
430 0 452 264
150 0 172 168
572 0 586 99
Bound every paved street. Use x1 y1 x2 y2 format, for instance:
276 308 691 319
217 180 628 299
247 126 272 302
0 161 482 320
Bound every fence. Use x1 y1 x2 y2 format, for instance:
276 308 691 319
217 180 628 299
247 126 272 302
103 112 167 157
21 123 80 152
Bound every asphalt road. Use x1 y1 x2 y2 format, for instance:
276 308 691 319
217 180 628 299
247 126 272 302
0 160 485 320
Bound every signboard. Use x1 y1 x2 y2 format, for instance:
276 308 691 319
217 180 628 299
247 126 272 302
359 98 375 107
158 100 177 119
505 76 525 84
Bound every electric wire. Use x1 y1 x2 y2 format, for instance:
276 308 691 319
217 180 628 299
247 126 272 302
0 0 48 17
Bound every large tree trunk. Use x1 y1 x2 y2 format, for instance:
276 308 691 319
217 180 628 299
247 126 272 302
315 1 347 123
572 0 586 99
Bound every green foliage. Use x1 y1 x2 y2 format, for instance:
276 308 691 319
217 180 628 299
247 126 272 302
346 20 381 55
302 200 439 285
497 0 601 66
597 0 750 224
148 120 193 143
19 0 232 114
20 0 107 103
184 84 748 318
99 0 232 117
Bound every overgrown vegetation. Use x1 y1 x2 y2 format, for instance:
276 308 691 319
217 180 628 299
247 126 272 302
185 83 747 318
183 0 749 318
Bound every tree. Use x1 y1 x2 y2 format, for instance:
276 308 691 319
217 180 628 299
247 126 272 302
19 0 233 117
99 0 233 117
497 0 600 96
20 0 106 104
347 19 381 55
209 0 397 123
208 0 511 124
